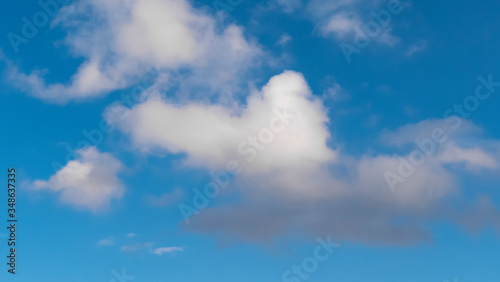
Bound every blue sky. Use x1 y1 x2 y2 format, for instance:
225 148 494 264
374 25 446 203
1 0 500 281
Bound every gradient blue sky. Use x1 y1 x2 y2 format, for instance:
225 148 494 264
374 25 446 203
1 0 500 281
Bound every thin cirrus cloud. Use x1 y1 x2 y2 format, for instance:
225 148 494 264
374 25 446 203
4 0 262 104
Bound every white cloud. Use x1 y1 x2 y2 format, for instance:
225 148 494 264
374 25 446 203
182 128 500 244
275 0 302 13
105 70 500 244
32 147 124 211
105 71 336 174
380 118 500 170
380 118 481 147
322 12 363 38
6 0 261 103
151 246 183 256
97 238 115 246
306 0 402 46
125 233 137 238
183 152 458 244
438 145 498 169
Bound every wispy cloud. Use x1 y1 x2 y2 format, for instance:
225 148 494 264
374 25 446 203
151 246 184 256
406 40 427 56
277 34 292 46
323 82 350 101
97 238 115 247
144 188 184 207
121 242 154 254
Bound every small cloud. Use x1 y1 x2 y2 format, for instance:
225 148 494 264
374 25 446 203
323 83 350 101
318 12 400 46
277 34 292 46
321 12 362 39
144 188 184 207
406 40 427 57
31 147 125 211
97 238 115 247
275 0 302 13
126 233 136 238
151 246 184 256
121 242 154 253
